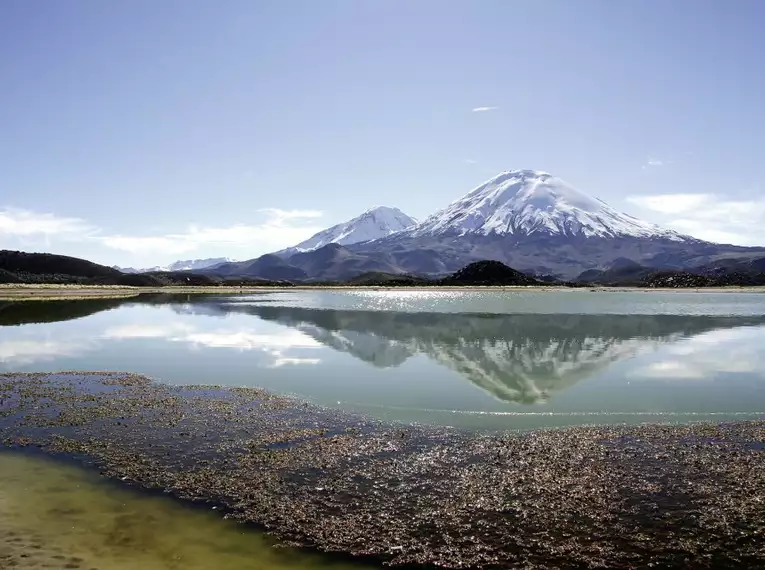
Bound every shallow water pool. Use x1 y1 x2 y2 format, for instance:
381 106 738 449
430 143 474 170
0 450 374 570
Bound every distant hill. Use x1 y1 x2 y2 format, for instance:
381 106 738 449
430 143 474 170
0 250 123 284
441 260 541 286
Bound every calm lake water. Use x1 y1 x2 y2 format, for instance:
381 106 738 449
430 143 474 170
2 290 765 430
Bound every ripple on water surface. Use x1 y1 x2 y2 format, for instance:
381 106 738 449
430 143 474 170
0 451 374 570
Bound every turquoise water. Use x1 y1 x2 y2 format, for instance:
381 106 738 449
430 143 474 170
1 290 765 430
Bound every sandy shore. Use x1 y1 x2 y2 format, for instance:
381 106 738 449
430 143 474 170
2 371 764 569
1 283 764 300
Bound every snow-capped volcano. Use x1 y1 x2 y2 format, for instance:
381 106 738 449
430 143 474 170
408 169 687 241
291 206 417 251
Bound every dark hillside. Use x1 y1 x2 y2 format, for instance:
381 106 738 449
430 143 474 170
0 250 234 286
0 250 121 278
441 260 541 286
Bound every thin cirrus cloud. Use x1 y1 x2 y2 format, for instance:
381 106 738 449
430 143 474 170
0 206 325 258
99 208 324 256
0 207 95 238
471 106 499 112
642 157 672 169
627 193 765 245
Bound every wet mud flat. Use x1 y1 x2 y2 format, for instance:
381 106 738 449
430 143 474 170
1 373 764 569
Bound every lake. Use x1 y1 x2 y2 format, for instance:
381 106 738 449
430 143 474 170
2 289 765 430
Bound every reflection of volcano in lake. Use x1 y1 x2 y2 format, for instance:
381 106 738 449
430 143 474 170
192 302 765 405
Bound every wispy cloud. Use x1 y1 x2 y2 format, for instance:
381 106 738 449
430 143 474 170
471 106 499 113
627 193 765 245
0 204 325 263
257 208 323 223
98 209 324 256
464 159 478 165
627 194 709 215
642 157 672 169
0 208 95 237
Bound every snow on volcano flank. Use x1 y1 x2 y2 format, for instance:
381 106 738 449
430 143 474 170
410 169 686 241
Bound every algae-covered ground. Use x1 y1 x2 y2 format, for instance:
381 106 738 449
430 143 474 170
1 372 764 569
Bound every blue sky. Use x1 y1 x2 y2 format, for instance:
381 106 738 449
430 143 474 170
1 0 764 266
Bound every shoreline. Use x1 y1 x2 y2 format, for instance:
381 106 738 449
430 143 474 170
2 371 764 569
1 283 764 300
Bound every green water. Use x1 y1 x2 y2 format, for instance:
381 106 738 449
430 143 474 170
0 451 373 570
1 290 765 430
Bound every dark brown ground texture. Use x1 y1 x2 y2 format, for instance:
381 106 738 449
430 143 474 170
1 372 763 569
